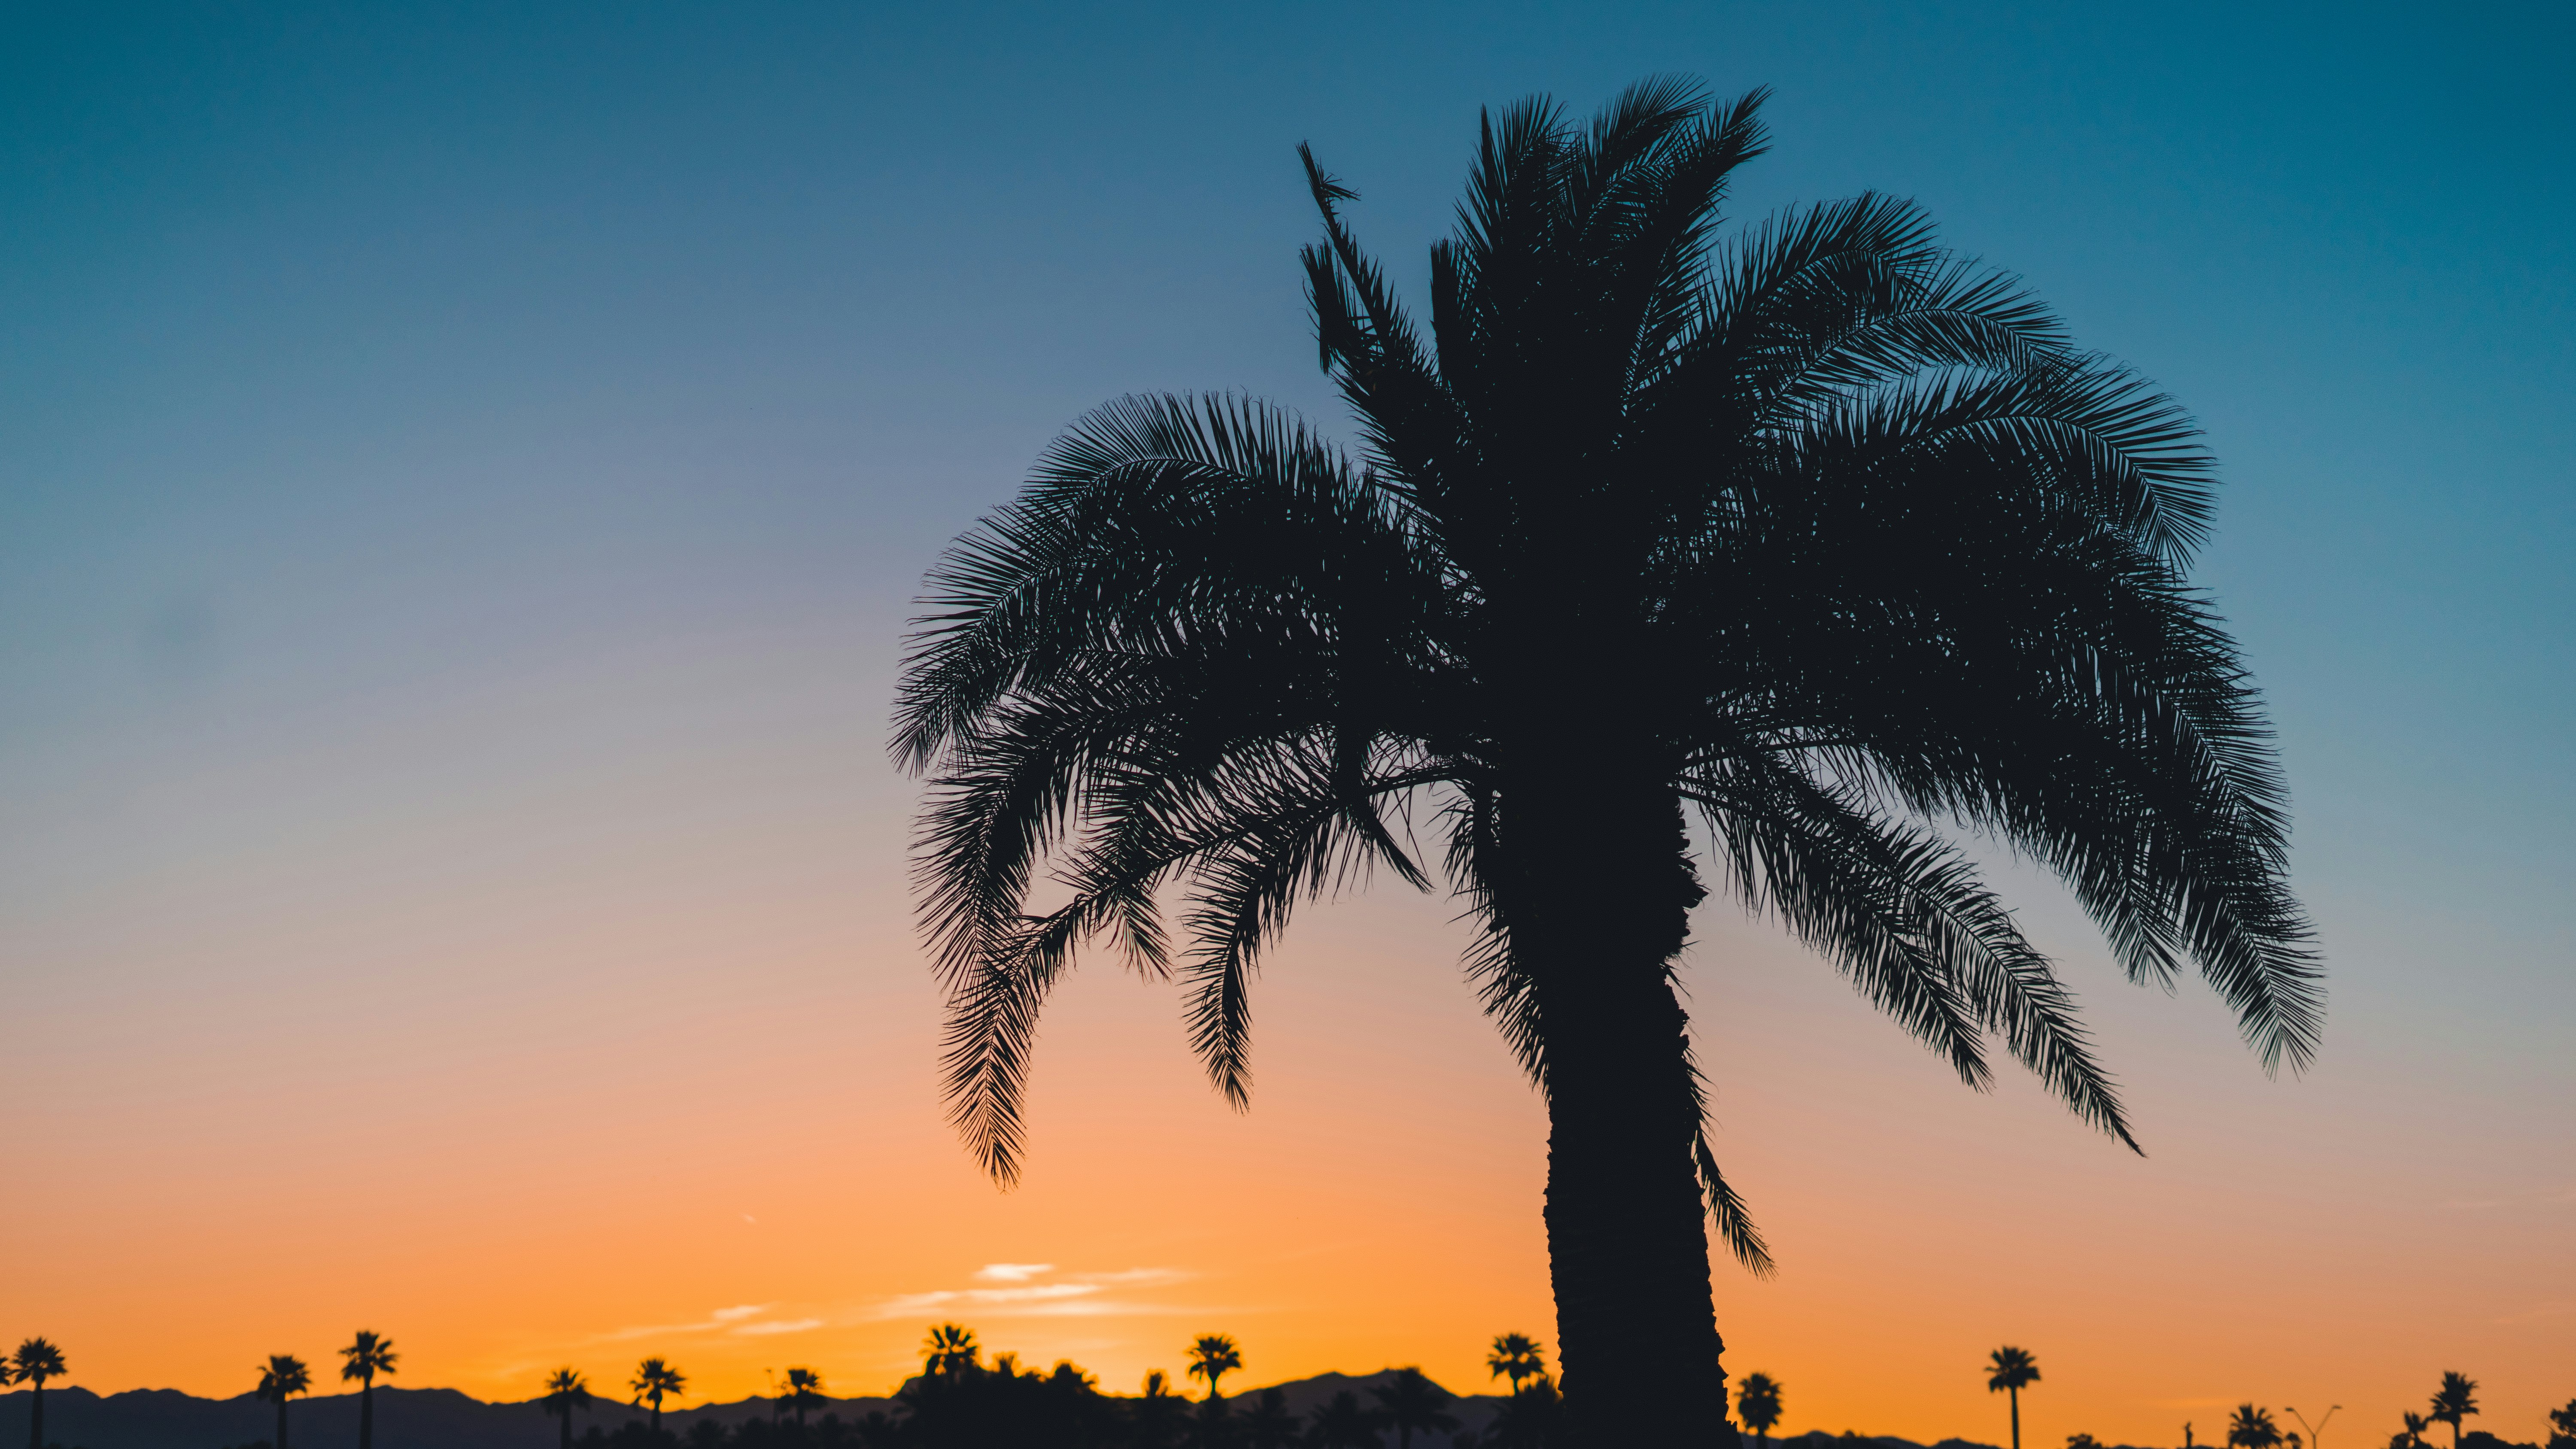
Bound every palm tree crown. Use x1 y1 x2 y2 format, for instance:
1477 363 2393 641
2428 1373 2479 1449
1242 1388 1301 1449
1737 1373 1784 1439
1485 1335 1546 1396
896 77 2316 1449
1307 1389 1390 1449
924 1324 980 1378
1370 1370 1460 1449
2232 1407 2285 1449
1185 1335 1244 1400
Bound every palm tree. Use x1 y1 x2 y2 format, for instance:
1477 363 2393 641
1737 1373 1784 1440
1488 1379 1561 1449
11 1338 66 1449
895 76 2320 1449
1187 1336 1245 1401
544 1369 591 1449
338 1332 397 1449
1136 1370 1191 1449
1242 1388 1302 1449
2230 1406 2284 1449
1988 1348 2040 1449
2428 1374 2479 1449
1370 1370 1459 1449
784 1367 824 1426
256 1355 313 1449
2544 1398 2575 1449
1306 1390 1388 1449
1485 1337 1546 1398
631 1358 686 1436
923 1324 980 1379
2395 1412 2433 1449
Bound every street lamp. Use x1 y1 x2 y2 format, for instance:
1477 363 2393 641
2288 1405 2343 1449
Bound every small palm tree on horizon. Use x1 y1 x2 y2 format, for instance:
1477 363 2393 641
2230 1405 2284 1449
2428 1373 2479 1449
1485 1336 1546 1398
542 1368 590 1449
255 1354 312 1449
631 1358 686 1436
923 1324 980 1379
1241 1388 1300 1449
1987 1347 2041 1449
338 1331 397 1449
783 1367 824 1426
1737 1373 1785 1440
1186 1335 1244 1401
12 1337 68 1449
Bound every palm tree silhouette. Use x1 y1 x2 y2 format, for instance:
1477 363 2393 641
631 1358 686 1436
1185 1336 1245 1401
543 1369 591 1449
923 1325 980 1379
2229 1406 2284 1449
783 1367 824 1426
256 1355 312 1449
11 1337 66 1449
1242 1388 1301 1449
1306 1390 1388 1449
1370 1370 1459 1449
2428 1373 2479 1449
2544 1398 2575 1449
1134 1370 1190 1449
1485 1337 1546 1398
895 76 2320 1449
337 1332 397 1449
1987 1348 2040 1449
1737 1373 1784 1440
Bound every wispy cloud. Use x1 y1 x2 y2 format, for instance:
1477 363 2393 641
734 1319 826 1337
589 1304 793 1343
865 1267 1197 1321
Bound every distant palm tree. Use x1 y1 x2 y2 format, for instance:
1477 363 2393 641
1488 1380 1561 1449
1242 1388 1301 1449
12 1337 67 1449
2544 1397 2575 1449
338 1332 397 1449
1485 1337 1546 1398
1187 1336 1245 1401
2428 1373 2479 1449
1737 1373 1784 1440
1370 1370 1459 1449
2230 1405 2284 1449
543 1369 591 1449
1987 1348 2041 1449
923 1325 980 1379
256 1355 312 1449
897 77 2320 1449
2395 1412 2433 1449
784 1367 824 1426
1307 1390 1388 1449
1134 1370 1191 1449
631 1358 687 1435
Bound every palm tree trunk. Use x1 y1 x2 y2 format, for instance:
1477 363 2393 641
558 1407 571 1449
358 1380 372 1449
27 1384 41 1449
1504 767 1736 1449
2011 1387 2021 1449
278 1397 290 1449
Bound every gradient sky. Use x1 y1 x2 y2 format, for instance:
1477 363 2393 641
4 2 2571 1444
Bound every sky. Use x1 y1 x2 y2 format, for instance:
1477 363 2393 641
2 0 2571 1443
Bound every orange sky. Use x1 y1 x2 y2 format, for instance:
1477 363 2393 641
7 635 2572 1449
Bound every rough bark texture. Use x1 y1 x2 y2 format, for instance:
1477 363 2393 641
1504 759 1740 1449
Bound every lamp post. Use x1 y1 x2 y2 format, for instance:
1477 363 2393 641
2288 1405 2343 1449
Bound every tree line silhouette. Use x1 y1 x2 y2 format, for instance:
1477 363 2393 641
8 1330 2575 1449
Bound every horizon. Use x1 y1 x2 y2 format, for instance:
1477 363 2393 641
3 3 2570 1448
